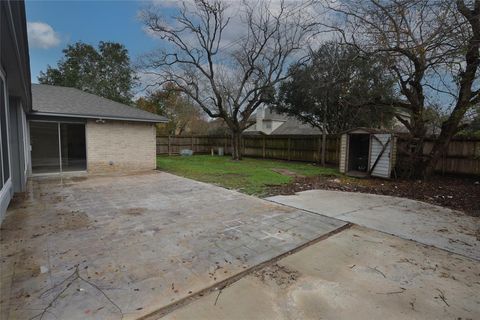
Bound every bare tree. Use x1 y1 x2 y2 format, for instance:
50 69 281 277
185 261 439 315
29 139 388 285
323 0 480 177
139 0 317 159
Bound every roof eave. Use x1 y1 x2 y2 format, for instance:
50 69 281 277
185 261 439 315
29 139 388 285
29 111 168 123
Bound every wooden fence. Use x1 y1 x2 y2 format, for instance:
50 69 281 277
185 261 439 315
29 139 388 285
157 135 480 176
157 134 340 164
396 138 480 176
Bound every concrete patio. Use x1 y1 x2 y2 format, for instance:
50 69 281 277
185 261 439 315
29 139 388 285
268 190 480 260
0 172 346 320
167 225 480 320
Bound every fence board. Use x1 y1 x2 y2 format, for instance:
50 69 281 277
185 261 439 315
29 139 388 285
157 135 480 176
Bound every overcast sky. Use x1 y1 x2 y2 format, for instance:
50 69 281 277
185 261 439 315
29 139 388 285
25 0 460 110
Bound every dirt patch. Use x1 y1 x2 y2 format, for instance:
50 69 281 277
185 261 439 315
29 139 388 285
70 176 89 182
8 193 29 209
254 264 300 289
271 168 305 178
123 207 147 216
56 210 91 230
266 175 480 217
49 195 68 204
13 249 43 281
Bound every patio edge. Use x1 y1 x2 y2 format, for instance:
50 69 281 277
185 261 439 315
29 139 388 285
138 222 353 320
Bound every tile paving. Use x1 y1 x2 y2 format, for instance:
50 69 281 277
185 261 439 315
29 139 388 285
0 172 346 320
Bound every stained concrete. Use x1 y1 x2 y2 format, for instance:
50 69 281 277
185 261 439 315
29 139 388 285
267 190 480 260
0 172 346 320
166 226 480 320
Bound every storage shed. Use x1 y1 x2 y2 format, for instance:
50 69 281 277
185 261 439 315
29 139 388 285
339 128 397 179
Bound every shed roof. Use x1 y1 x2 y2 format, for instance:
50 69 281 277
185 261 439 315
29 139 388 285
31 84 167 123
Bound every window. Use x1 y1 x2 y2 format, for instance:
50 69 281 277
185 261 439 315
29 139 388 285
0 78 10 183
265 121 272 129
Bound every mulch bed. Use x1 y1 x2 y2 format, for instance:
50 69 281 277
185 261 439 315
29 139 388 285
266 174 480 217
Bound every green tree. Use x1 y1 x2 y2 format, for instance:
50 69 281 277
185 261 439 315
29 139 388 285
457 106 480 138
136 84 208 135
325 0 480 178
276 43 396 134
38 41 136 104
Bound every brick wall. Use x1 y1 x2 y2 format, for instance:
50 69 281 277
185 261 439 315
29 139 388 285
86 120 156 173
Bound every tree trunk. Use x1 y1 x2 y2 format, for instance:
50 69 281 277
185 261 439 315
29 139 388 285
401 112 429 178
231 130 242 160
422 0 480 178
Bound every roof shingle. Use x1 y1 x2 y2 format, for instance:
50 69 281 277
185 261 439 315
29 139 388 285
31 84 167 123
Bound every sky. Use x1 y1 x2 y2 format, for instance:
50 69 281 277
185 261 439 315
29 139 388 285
24 0 462 111
26 0 164 84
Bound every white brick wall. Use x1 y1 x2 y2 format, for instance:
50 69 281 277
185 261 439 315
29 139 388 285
86 120 156 173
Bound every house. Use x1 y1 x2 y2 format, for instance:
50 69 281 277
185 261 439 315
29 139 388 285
244 105 321 135
0 0 166 222
30 84 167 174
0 0 32 220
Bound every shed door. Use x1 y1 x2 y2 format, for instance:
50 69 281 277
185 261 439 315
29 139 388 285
369 134 392 178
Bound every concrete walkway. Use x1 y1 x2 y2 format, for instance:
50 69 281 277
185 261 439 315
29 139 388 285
267 190 479 260
0 172 346 320
167 226 480 320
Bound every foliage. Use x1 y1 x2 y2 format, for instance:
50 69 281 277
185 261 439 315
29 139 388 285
157 155 338 195
38 41 136 104
276 43 396 134
136 84 209 135
325 0 480 177
457 106 480 138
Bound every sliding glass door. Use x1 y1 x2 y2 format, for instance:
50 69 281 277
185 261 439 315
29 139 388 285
60 123 86 172
30 122 60 174
30 121 86 174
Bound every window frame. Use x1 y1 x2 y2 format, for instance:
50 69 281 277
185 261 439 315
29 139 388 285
0 67 13 196
29 120 87 175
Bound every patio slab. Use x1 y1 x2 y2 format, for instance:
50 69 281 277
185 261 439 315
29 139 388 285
166 225 480 320
0 172 346 320
267 190 480 260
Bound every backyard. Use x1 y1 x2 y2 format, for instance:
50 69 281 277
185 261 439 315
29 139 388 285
156 155 338 195
157 155 479 216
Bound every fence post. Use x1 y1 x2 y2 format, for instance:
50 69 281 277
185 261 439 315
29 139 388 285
263 136 266 158
287 137 291 161
224 134 228 155
317 136 321 164
243 135 246 155
321 131 327 166
191 136 194 152
337 136 341 163
168 135 171 156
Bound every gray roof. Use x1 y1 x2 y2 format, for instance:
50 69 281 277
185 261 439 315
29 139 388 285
249 107 289 122
31 84 167 123
271 118 322 135
263 108 289 121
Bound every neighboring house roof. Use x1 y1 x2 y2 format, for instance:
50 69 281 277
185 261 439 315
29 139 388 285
270 118 322 135
262 108 289 121
246 106 322 135
31 84 168 123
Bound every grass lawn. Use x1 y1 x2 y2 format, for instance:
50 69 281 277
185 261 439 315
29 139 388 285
157 155 339 196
